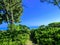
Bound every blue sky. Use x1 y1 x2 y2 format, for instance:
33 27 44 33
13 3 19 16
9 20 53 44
0 0 60 29
21 0 60 26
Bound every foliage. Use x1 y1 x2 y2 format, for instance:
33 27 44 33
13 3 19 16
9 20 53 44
48 22 60 27
0 24 30 45
40 0 60 8
0 1 60 45
30 22 60 45
0 0 23 24
0 0 31 45
0 22 60 45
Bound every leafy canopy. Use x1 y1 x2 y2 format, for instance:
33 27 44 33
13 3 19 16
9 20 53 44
40 0 60 8
0 0 23 24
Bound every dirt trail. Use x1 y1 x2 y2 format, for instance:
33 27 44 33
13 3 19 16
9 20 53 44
25 40 37 45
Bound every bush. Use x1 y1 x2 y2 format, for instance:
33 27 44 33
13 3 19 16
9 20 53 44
0 25 30 45
30 22 60 45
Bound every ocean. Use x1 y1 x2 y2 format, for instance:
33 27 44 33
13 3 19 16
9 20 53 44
29 26 39 29
0 26 39 30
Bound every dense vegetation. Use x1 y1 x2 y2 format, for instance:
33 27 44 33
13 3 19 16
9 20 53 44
0 24 30 45
0 0 60 45
0 22 60 45
30 22 60 45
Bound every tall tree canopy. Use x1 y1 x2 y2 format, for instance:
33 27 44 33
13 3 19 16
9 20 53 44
0 0 23 24
40 0 60 8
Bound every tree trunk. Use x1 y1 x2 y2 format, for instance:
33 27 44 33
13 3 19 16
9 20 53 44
10 9 14 30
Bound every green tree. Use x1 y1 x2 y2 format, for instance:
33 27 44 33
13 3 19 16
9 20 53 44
30 22 60 45
40 0 60 8
0 0 23 30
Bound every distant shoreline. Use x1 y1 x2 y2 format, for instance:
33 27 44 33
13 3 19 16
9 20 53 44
29 26 39 29
0 26 39 30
